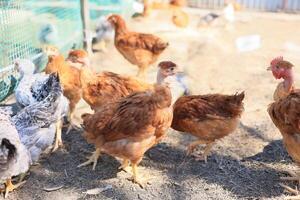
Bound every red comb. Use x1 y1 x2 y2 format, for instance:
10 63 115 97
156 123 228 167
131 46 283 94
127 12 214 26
270 56 283 66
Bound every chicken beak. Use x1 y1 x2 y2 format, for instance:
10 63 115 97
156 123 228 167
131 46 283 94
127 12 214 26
267 66 271 71
80 124 85 129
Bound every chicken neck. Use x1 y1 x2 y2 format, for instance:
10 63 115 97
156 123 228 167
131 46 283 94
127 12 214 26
282 69 295 94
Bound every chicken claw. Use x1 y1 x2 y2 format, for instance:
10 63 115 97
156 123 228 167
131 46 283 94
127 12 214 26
128 164 148 188
0 179 26 198
77 149 101 170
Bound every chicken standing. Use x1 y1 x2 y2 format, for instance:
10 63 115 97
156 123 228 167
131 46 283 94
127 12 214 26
66 49 153 111
13 73 67 162
92 16 114 52
0 109 31 198
267 56 300 198
172 8 189 28
14 59 69 152
108 14 169 79
159 63 245 162
77 62 179 186
44 45 81 133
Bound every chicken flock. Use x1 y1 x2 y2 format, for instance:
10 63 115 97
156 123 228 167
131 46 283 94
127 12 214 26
0 3 299 199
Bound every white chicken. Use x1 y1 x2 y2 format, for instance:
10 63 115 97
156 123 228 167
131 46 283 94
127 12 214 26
157 61 190 105
0 108 31 198
12 73 67 161
14 60 69 152
92 15 114 52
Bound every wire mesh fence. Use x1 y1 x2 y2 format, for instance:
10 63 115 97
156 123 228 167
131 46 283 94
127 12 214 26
0 0 84 102
0 0 136 102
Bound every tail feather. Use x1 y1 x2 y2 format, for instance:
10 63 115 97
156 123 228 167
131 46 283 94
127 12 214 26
233 91 245 105
154 41 169 53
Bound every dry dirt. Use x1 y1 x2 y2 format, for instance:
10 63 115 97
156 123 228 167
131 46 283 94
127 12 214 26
3 8 300 200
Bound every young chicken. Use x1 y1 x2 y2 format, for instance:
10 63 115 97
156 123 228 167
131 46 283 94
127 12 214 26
15 59 69 152
92 16 114 52
108 14 169 79
0 109 31 198
170 0 186 7
14 59 47 107
267 56 300 198
161 63 245 162
78 84 172 187
157 61 190 105
66 49 153 111
172 8 189 28
44 45 82 133
12 73 66 162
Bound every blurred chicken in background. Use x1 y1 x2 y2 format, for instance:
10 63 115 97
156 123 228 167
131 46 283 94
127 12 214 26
38 22 58 47
198 13 220 28
172 8 189 28
92 16 114 52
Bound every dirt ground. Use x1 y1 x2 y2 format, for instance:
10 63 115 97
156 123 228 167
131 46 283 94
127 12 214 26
3 8 300 200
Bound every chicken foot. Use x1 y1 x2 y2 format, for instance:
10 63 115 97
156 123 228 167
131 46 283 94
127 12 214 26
128 163 148 188
279 170 300 199
119 159 131 173
0 179 26 198
77 148 101 170
187 140 214 163
52 119 63 152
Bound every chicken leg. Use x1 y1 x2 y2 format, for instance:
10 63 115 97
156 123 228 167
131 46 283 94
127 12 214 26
52 119 63 152
77 148 101 170
119 159 131 173
99 40 107 52
137 64 148 79
187 140 214 163
0 179 26 198
65 111 80 134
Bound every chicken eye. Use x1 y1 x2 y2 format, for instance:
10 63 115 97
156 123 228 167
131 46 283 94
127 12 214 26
275 65 280 69
170 67 174 71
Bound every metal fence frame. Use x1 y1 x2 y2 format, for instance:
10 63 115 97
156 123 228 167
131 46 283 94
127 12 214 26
188 0 300 12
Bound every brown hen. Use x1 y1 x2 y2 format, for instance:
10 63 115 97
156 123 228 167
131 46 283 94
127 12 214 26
44 45 82 135
157 62 245 162
66 49 153 112
108 14 169 79
78 84 173 187
172 93 244 162
267 56 300 198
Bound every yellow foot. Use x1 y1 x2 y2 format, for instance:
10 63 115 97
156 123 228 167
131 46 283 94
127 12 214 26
118 159 131 173
0 179 26 198
281 170 300 183
52 138 63 153
128 176 149 188
279 183 300 199
77 149 101 170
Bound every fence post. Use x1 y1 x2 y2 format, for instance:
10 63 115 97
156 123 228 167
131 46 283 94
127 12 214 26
80 0 92 55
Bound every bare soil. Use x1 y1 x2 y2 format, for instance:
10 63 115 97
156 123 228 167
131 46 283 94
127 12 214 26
3 8 300 200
